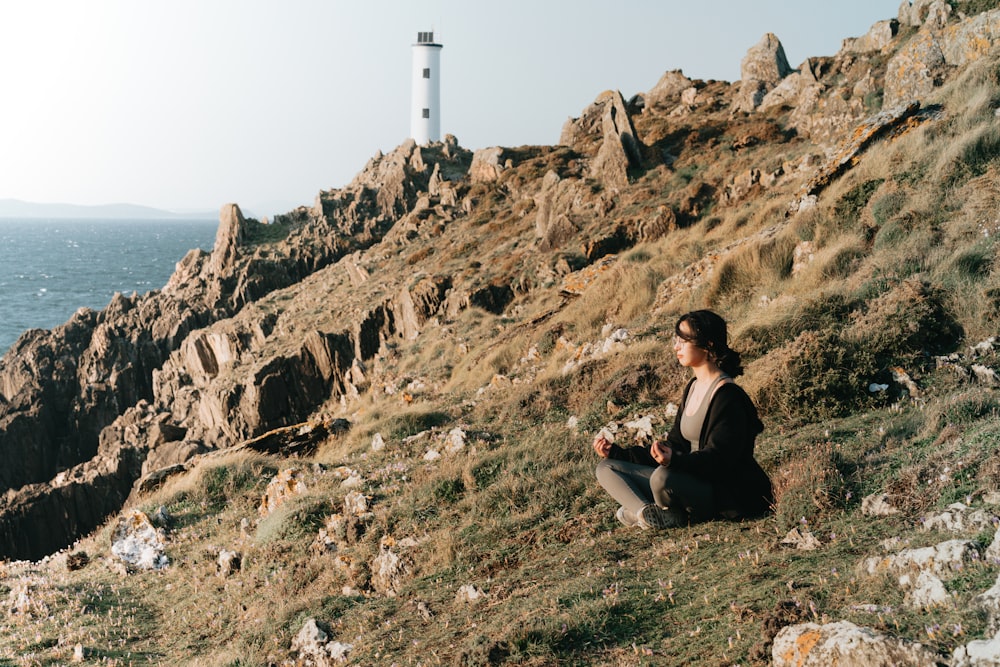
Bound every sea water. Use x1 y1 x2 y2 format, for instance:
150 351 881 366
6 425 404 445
0 218 218 356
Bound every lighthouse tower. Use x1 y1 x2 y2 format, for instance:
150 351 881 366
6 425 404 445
410 30 442 145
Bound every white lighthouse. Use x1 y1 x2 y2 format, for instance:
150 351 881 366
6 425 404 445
410 30 442 145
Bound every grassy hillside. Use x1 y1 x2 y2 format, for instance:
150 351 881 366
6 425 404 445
7 9 1000 666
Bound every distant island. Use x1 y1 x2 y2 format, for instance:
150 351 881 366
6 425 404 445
0 198 218 220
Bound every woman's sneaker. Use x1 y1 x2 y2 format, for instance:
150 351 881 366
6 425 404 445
616 505 641 528
638 504 686 530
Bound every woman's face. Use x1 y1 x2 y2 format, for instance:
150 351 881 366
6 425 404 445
673 322 709 368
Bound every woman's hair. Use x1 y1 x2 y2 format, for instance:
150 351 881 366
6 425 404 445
675 309 744 377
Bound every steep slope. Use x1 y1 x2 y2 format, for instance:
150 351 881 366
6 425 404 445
6 2 1000 665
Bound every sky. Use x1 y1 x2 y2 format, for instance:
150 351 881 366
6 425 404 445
0 1 902 219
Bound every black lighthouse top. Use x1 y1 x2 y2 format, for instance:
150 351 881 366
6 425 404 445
414 31 442 47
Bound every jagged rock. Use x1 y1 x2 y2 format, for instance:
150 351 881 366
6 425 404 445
590 91 643 189
800 101 922 200
141 438 204 477
110 509 169 571
469 147 507 183
781 527 823 550
533 171 588 251
863 538 981 576
291 618 353 666
644 70 694 110
884 31 946 108
371 536 409 596
561 91 643 189
862 492 901 516
842 20 899 54
732 33 791 113
343 490 369 516
217 549 241 577
899 570 950 608
210 203 247 277
455 584 487 604
443 427 466 454
974 573 1000 635
921 502 996 533
259 468 307 517
773 620 944 666
953 633 1000 666
886 9 1000 108
899 0 952 28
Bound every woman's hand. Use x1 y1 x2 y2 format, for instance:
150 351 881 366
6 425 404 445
650 439 672 466
592 434 612 458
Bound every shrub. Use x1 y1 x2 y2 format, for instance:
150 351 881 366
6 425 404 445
845 278 963 364
771 441 847 530
744 329 879 423
833 178 884 226
870 190 907 226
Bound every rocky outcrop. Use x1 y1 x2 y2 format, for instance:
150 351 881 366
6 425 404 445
0 141 473 560
842 20 899 54
644 70 695 111
731 33 792 113
898 0 952 29
885 8 1000 108
469 147 508 183
773 620 944 666
560 90 643 189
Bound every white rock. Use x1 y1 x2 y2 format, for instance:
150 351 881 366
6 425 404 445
772 620 943 666
455 584 487 604
444 427 466 454
922 502 995 533
862 493 899 516
291 618 353 665
110 510 169 571
371 541 408 597
974 364 1000 386
953 630 1000 667
424 449 442 461
780 527 822 550
899 570 950 609
864 539 981 576
976 573 1000 635
217 549 241 578
371 432 386 451
258 468 308 517
343 490 368 516
624 415 655 441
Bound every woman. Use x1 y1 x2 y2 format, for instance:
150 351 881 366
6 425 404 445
593 310 773 529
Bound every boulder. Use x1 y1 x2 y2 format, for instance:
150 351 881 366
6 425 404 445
974 573 1000 635
258 468 307 517
110 509 169 572
773 620 944 666
291 618 353 666
952 631 1000 667
842 20 899 54
561 90 643 189
469 147 507 183
732 33 792 113
645 70 694 110
899 0 951 28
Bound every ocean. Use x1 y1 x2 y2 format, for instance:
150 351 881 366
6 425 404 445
0 218 219 356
